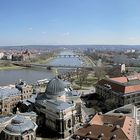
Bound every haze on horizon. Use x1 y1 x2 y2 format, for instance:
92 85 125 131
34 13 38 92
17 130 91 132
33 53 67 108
0 0 140 46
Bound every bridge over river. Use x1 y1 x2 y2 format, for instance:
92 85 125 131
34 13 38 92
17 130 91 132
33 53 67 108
12 62 94 70
53 54 86 58
12 51 97 70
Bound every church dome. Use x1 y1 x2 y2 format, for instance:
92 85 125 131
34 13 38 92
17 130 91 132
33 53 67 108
45 76 66 96
4 115 36 135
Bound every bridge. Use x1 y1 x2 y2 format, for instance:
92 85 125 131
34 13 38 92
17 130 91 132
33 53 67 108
54 54 85 58
12 62 94 70
12 52 97 70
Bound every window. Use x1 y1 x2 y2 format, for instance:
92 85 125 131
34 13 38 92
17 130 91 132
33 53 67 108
27 135 30 140
67 119 71 128
31 135 35 140
9 136 13 140
132 95 135 98
127 96 130 99
5 134 8 139
15 137 19 140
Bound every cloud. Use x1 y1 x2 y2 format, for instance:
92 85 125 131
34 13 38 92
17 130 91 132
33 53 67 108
63 32 70 36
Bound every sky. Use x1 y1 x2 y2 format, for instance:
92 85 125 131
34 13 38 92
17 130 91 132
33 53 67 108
0 0 140 46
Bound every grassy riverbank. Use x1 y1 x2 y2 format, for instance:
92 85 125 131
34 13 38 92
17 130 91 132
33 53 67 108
0 65 23 70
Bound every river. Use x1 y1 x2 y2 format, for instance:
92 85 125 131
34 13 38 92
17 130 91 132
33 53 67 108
0 50 83 85
48 50 82 66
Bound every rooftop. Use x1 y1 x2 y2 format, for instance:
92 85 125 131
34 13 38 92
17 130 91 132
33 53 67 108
15 80 32 90
4 115 37 135
45 76 66 96
72 114 135 140
0 86 21 100
105 104 139 124
36 98 74 111
0 115 14 133
98 74 140 94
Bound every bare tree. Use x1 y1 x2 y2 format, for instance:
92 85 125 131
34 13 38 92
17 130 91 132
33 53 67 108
94 66 106 81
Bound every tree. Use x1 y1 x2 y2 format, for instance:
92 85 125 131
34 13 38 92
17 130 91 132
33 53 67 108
94 66 106 81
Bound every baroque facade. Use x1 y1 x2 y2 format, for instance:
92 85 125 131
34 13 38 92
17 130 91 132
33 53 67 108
35 76 82 138
16 80 33 100
0 86 21 115
0 81 33 115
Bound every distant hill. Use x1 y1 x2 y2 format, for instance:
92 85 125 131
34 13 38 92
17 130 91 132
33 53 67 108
0 44 140 51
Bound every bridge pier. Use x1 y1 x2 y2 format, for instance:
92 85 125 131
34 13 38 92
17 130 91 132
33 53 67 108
46 66 52 70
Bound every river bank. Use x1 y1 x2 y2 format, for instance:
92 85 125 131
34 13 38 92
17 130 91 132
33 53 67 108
0 53 55 71
0 65 24 70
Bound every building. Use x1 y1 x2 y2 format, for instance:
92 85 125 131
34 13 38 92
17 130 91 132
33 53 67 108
11 49 31 61
0 81 33 115
12 53 23 61
16 80 33 100
0 86 21 115
96 74 140 107
106 104 140 125
35 76 82 138
0 113 37 140
34 78 49 93
0 51 4 59
70 113 136 140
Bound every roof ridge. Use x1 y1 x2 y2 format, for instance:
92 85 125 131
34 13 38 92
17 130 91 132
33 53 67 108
121 116 135 140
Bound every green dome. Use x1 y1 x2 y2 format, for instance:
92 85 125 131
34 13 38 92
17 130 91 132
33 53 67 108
45 77 66 95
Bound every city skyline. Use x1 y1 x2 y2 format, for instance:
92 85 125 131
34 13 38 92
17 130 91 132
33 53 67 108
0 0 140 46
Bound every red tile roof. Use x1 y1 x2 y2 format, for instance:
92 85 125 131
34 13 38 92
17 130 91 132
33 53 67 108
72 114 135 140
97 74 140 94
125 85 140 93
111 77 128 83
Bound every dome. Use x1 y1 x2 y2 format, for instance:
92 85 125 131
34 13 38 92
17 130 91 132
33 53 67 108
4 115 35 134
45 76 66 95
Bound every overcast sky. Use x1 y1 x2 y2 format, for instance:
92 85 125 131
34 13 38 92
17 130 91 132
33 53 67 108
0 0 140 46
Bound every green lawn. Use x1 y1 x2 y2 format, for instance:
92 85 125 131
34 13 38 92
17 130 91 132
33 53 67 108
72 75 98 89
